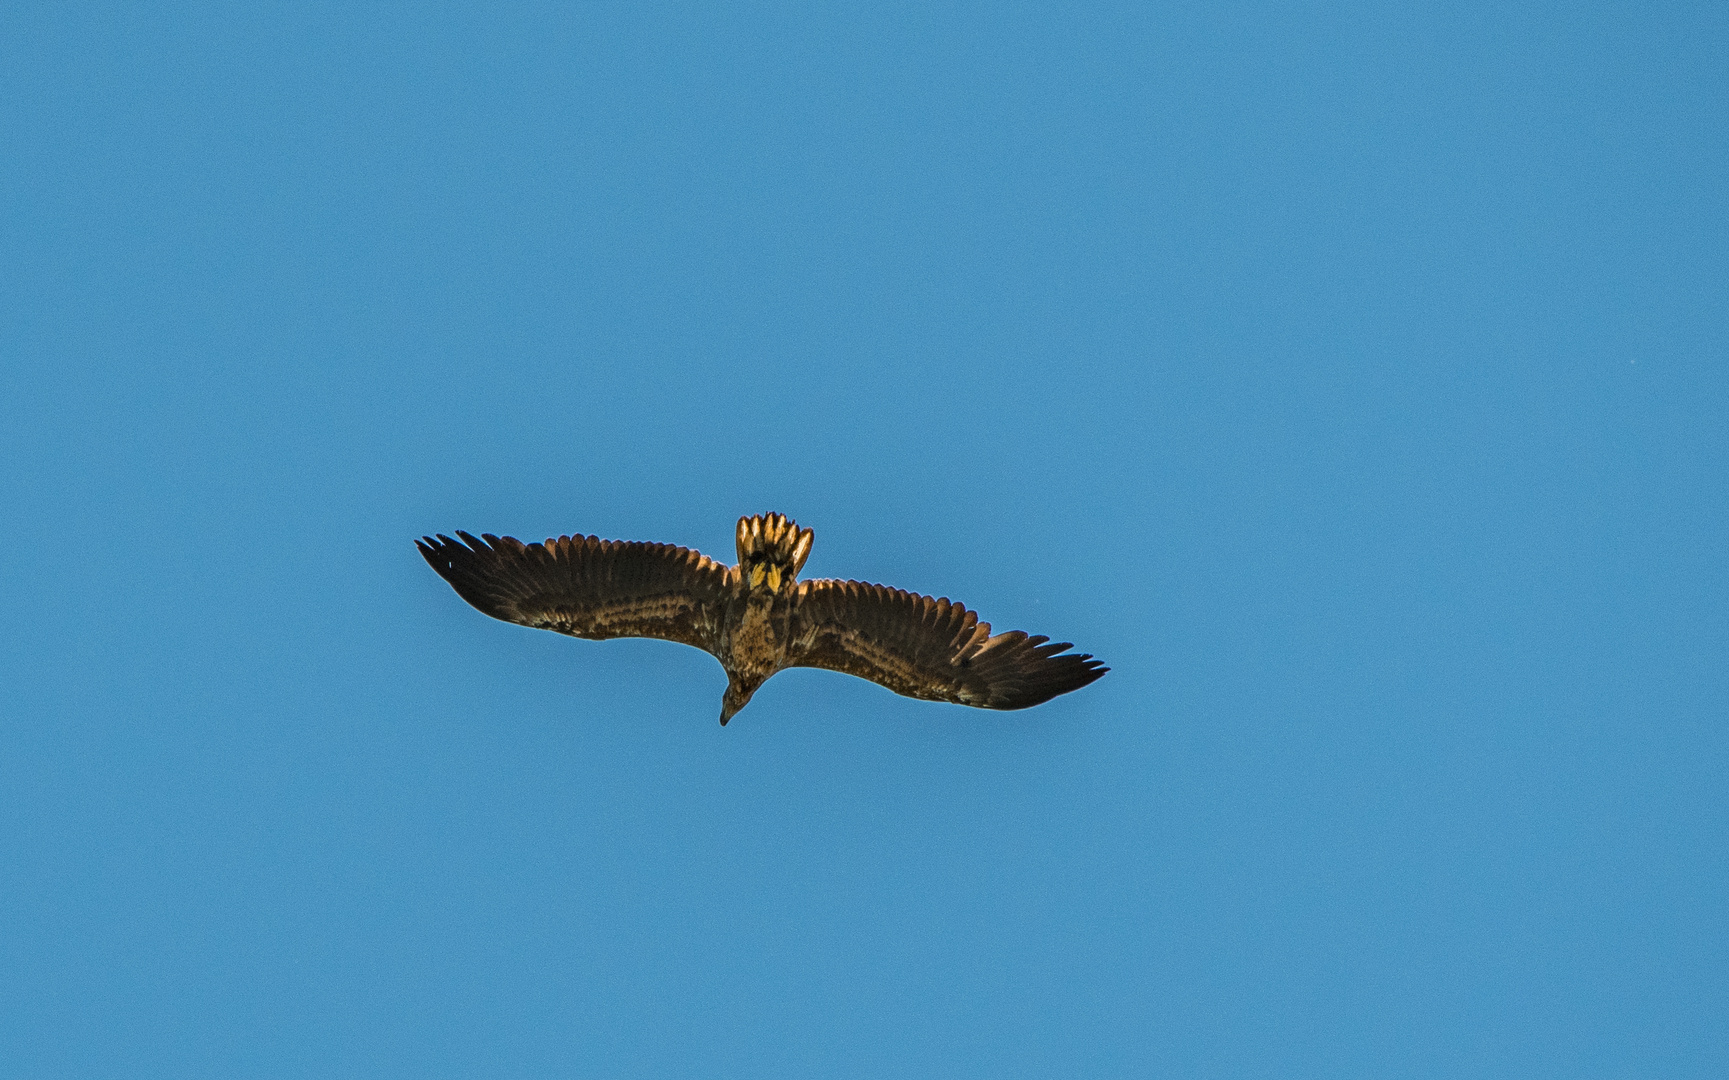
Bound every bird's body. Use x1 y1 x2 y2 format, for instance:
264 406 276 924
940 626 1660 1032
418 513 1106 723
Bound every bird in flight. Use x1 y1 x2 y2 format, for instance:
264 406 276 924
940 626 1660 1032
418 513 1107 724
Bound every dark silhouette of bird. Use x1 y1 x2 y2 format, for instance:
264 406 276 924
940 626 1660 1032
418 513 1106 724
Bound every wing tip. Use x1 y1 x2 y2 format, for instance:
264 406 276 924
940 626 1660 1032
982 643 1109 709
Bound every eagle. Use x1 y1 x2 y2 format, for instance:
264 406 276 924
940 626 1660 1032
418 513 1106 724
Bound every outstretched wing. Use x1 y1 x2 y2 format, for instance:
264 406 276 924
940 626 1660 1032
418 531 733 652
787 579 1107 710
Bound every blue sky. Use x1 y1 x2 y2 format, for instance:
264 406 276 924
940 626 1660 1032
3 2 1725 1076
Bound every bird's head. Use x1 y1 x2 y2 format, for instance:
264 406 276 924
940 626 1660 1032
719 673 765 726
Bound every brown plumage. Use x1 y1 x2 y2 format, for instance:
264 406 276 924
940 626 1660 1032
417 513 1106 724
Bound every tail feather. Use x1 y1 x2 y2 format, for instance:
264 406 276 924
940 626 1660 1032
736 513 813 573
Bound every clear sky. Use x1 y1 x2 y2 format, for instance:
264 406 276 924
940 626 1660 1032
3 2 1725 1077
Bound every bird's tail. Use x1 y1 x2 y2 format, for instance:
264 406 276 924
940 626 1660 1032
736 513 813 575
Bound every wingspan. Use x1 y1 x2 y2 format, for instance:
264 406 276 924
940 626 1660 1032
787 579 1107 709
417 531 734 652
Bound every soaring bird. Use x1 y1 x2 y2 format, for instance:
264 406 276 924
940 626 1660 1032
418 513 1107 724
